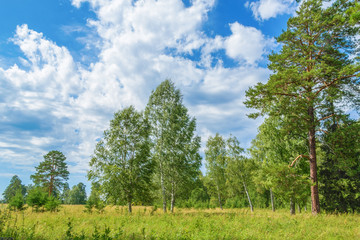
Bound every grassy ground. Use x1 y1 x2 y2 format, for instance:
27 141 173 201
1 204 359 239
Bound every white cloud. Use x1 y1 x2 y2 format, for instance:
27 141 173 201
224 22 276 65
0 0 275 179
246 0 297 21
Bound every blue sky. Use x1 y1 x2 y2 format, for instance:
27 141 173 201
0 0 299 196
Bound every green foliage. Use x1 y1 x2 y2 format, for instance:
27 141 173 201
44 195 61 212
63 183 87 205
26 187 48 212
249 116 309 212
254 164 310 205
244 0 360 213
89 106 153 212
3 175 26 203
85 182 106 214
8 190 26 211
145 79 201 212
319 117 360 213
204 134 227 209
31 150 69 196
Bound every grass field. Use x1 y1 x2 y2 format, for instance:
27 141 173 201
1 204 359 239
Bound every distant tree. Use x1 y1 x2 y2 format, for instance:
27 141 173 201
226 136 255 212
145 80 201 213
3 175 26 203
31 150 69 196
69 183 87 205
61 183 71 204
89 106 153 213
205 134 227 210
245 0 360 214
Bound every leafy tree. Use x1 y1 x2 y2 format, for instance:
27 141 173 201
245 0 360 214
89 106 152 213
61 183 71 204
31 150 69 196
145 80 201 213
69 183 87 205
249 116 309 214
205 134 227 210
3 175 26 203
319 116 360 213
226 136 255 212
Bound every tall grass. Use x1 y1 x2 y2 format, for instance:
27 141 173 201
0 204 359 239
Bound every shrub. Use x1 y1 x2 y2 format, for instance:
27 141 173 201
27 187 48 212
9 190 26 211
44 195 61 212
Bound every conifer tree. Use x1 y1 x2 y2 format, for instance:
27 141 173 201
245 0 360 214
31 150 69 196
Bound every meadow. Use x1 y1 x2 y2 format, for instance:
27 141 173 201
0 204 359 239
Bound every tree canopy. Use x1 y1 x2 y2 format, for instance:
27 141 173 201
31 150 69 197
89 106 153 212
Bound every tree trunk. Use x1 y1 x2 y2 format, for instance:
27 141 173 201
216 185 223 210
243 182 253 212
170 190 175 213
308 106 320 214
160 171 167 213
297 204 301 213
290 198 295 215
270 188 275 212
49 175 54 196
128 201 132 213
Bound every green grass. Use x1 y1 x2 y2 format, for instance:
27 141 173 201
1 204 359 239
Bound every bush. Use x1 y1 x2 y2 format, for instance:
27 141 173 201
27 187 48 212
9 190 26 211
44 195 61 212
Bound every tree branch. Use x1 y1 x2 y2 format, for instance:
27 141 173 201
315 75 357 96
289 154 310 167
317 113 335 122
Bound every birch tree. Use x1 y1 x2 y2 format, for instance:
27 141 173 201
226 136 254 212
205 134 227 210
89 106 153 213
145 80 201 213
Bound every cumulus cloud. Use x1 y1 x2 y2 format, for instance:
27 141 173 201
0 0 275 178
245 0 297 21
224 22 276 65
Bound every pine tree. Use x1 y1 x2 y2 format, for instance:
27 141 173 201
31 150 69 196
245 0 360 214
3 175 26 203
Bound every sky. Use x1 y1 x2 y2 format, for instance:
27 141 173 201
0 0 300 196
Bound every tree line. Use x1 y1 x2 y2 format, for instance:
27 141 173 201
2 0 359 215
